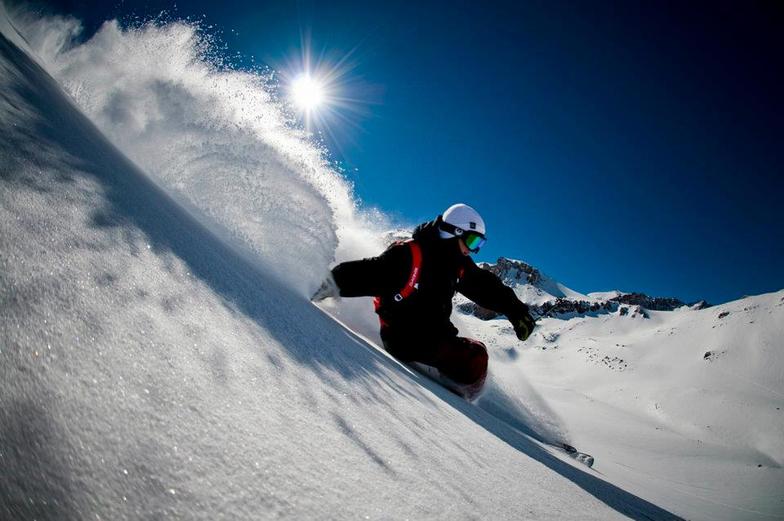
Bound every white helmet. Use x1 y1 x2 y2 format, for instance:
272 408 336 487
439 203 486 239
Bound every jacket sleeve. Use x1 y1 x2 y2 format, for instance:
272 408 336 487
331 244 411 298
457 260 529 320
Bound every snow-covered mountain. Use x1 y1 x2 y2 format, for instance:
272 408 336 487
463 257 706 320
481 257 596 305
2 5 782 521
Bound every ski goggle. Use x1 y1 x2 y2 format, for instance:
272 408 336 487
462 231 487 253
440 221 487 253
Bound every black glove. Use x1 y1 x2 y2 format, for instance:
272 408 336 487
511 308 536 341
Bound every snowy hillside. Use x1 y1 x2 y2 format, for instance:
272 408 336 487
0 6 688 521
2 4 782 521
467 290 784 521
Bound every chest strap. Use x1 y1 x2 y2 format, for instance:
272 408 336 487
395 240 422 301
373 240 422 317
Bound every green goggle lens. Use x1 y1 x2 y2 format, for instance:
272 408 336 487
463 232 486 252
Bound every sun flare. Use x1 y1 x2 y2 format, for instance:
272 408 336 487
291 74 325 111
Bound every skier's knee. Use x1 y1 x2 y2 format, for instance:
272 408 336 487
462 339 488 384
472 345 489 379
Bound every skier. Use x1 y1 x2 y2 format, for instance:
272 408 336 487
312 203 536 398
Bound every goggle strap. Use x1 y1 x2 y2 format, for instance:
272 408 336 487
440 220 484 239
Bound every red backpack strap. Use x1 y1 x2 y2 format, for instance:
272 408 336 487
373 240 422 319
394 241 422 301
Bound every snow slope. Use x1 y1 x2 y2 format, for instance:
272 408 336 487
466 292 784 521
0 7 681 521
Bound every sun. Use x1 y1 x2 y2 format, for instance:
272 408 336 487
277 39 367 138
290 74 326 111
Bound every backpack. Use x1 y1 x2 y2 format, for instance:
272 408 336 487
373 240 466 320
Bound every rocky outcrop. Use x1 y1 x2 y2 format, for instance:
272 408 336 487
608 292 688 311
478 258 541 286
457 297 617 320
537 298 616 317
618 305 649 319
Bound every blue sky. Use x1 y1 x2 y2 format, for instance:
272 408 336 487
33 0 783 304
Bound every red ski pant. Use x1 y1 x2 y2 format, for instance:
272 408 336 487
381 331 488 385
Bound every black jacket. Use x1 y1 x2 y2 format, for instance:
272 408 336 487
331 218 529 342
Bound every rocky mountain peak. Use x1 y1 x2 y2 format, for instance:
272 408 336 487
479 257 542 286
